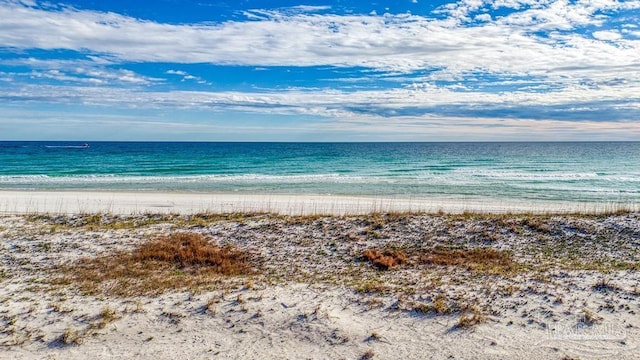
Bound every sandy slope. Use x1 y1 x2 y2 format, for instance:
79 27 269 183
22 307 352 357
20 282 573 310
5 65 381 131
5 284 637 360
1 210 640 359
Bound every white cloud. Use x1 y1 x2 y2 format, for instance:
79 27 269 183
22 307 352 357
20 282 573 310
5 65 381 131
0 0 638 82
0 59 160 85
592 30 622 40
2 98 637 141
165 69 210 85
28 69 103 84
3 78 638 122
475 13 491 22
166 70 188 76
281 5 331 13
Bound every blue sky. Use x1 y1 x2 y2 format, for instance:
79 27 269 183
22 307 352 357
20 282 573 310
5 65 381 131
0 0 639 141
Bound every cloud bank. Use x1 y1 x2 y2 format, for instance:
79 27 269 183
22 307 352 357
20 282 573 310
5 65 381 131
0 0 639 140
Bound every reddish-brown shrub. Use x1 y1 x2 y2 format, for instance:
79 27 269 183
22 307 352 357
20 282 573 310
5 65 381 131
133 233 248 274
363 249 408 270
57 233 255 296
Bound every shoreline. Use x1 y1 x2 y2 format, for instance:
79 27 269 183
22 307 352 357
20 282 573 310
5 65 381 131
0 190 638 215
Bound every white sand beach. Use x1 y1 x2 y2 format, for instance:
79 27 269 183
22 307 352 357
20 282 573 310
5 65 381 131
1 192 639 359
1 190 637 215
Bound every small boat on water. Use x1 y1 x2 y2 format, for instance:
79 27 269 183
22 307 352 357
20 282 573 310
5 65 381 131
45 143 90 149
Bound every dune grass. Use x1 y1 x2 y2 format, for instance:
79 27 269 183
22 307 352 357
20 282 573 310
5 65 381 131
362 246 519 275
30 209 637 300
455 306 486 329
55 233 257 296
420 246 519 274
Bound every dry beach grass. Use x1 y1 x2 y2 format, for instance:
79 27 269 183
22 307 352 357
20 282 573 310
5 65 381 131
1 210 640 359
56 232 256 296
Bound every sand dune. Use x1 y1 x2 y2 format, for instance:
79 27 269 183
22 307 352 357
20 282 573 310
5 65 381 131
1 210 639 359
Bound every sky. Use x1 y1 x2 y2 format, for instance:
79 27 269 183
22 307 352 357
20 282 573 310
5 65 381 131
0 0 639 141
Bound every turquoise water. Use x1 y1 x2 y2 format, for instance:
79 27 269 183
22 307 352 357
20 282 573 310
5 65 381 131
1 142 639 204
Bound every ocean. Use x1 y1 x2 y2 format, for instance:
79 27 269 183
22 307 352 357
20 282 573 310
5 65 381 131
1 142 638 205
